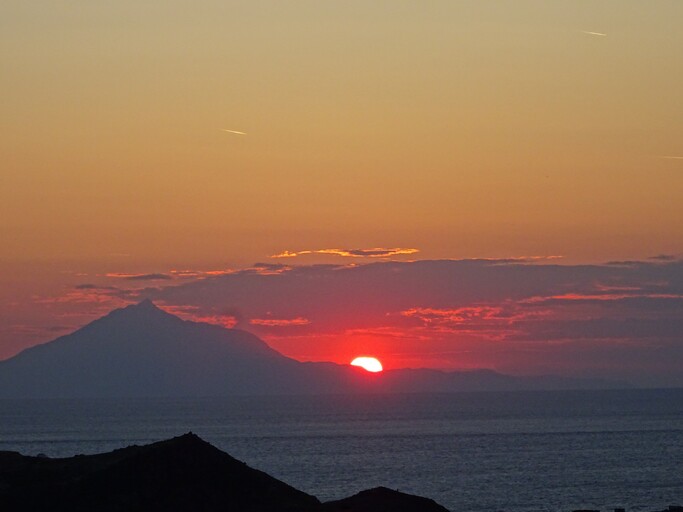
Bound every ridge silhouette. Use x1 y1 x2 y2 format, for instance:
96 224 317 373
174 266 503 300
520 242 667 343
0 433 451 511
0 433 320 511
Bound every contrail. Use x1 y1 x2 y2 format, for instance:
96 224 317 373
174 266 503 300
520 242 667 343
221 129 246 135
582 30 607 37
658 156 683 160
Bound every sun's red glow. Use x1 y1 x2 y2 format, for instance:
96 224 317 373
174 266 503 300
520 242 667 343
350 356 383 373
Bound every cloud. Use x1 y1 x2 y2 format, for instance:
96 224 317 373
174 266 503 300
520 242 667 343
31 284 147 329
400 306 507 325
491 255 564 263
522 292 683 305
182 313 240 329
75 284 114 290
271 247 419 259
649 254 678 261
106 273 172 281
343 326 428 341
168 268 236 279
155 303 244 329
166 265 290 279
249 317 311 327
581 30 607 37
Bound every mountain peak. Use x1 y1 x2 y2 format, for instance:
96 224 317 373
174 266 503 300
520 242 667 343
116 299 168 317
87 299 180 331
134 298 160 310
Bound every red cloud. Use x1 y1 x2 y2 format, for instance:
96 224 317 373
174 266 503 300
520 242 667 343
522 292 683 304
249 317 311 327
105 273 172 281
400 306 506 325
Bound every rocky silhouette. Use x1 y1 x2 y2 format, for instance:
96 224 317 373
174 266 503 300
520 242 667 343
0 433 448 512
0 301 625 398
322 486 450 512
0 433 320 512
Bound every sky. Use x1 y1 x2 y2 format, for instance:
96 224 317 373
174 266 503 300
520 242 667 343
1 1 682 386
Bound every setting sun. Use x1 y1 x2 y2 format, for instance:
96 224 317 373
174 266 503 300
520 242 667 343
350 357 383 373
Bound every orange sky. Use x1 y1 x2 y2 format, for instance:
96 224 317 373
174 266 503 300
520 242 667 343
2 1 682 266
1 2 682 383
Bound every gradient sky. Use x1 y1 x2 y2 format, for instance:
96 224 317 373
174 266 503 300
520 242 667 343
1 2 682 385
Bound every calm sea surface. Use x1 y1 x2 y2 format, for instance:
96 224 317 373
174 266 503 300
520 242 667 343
1 389 682 512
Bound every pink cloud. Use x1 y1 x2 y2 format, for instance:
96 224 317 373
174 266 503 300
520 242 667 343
400 306 506 324
105 273 172 281
271 247 419 259
522 292 683 304
249 317 311 327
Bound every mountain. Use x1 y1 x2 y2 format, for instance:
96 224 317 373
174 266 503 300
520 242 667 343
0 300 350 397
0 301 626 397
0 433 321 512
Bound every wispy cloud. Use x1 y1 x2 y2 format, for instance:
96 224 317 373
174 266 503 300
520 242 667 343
271 247 420 259
169 268 235 278
521 292 683 305
167 265 291 279
221 129 246 135
105 273 172 281
483 255 564 264
649 254 678 261
401 306 506 324
156 303 244 329
250 317 311 327
35 286 137 308
582 30 607 37
657 156 683 160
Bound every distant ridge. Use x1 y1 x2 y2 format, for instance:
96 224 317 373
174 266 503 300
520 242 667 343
0 301 628 397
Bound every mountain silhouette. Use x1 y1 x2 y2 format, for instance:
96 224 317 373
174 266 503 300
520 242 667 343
0 433 322 512
322 486 450 512
0 301 625 397
0 301 371 397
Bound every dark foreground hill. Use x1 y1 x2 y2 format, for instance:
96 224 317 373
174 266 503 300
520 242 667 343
0 301 625 397
0 433 448 512
322 486 451 512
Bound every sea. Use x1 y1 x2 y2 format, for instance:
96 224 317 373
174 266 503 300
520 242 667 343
1 389 682 512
